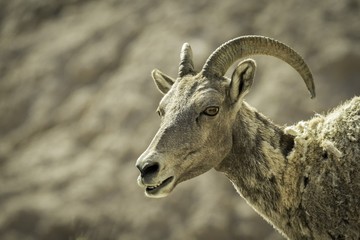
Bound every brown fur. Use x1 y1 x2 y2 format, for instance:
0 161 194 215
136 44 360 239
216 97 360 239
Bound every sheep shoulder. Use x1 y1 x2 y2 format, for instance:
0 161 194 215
285 96 360 239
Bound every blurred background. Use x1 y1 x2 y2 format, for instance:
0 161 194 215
0 0 359 239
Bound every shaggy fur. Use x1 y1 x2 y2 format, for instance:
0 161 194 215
136 36 360 239
216 97 360 239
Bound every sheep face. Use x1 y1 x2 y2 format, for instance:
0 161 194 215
136 59 256 198
135 35 315 198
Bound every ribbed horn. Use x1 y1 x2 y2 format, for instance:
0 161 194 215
202 35 316 98
178 43 195 77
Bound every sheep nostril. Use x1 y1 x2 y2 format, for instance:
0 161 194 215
140 162 160 177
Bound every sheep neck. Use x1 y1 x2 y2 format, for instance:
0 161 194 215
215 101 298 237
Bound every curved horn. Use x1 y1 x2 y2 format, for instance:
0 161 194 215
202 35 316 98
178 43 195 77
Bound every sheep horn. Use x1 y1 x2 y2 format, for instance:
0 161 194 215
202 35 316 98
178 43 195 77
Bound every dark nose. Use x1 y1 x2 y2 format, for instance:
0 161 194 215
137 161 160 177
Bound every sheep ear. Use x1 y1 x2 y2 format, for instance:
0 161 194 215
229 59 256 103
152 69 175 94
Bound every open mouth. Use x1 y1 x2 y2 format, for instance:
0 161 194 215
145 176 174 194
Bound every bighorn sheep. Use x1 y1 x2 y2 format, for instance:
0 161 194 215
136 35 360 239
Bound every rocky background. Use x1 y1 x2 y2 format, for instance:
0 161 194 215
0 0 359 239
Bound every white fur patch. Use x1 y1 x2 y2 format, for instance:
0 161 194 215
321 140 343 159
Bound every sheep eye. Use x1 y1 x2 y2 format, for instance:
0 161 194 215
203 106 219 116
156 108 164 117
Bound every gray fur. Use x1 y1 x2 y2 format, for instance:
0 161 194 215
136 36 360 239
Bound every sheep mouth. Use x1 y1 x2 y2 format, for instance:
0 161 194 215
145 176 174 196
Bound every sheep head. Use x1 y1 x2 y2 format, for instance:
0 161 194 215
136 35 315 198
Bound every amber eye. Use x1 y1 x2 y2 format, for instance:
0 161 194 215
156 108 164 117
203 106 219 116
